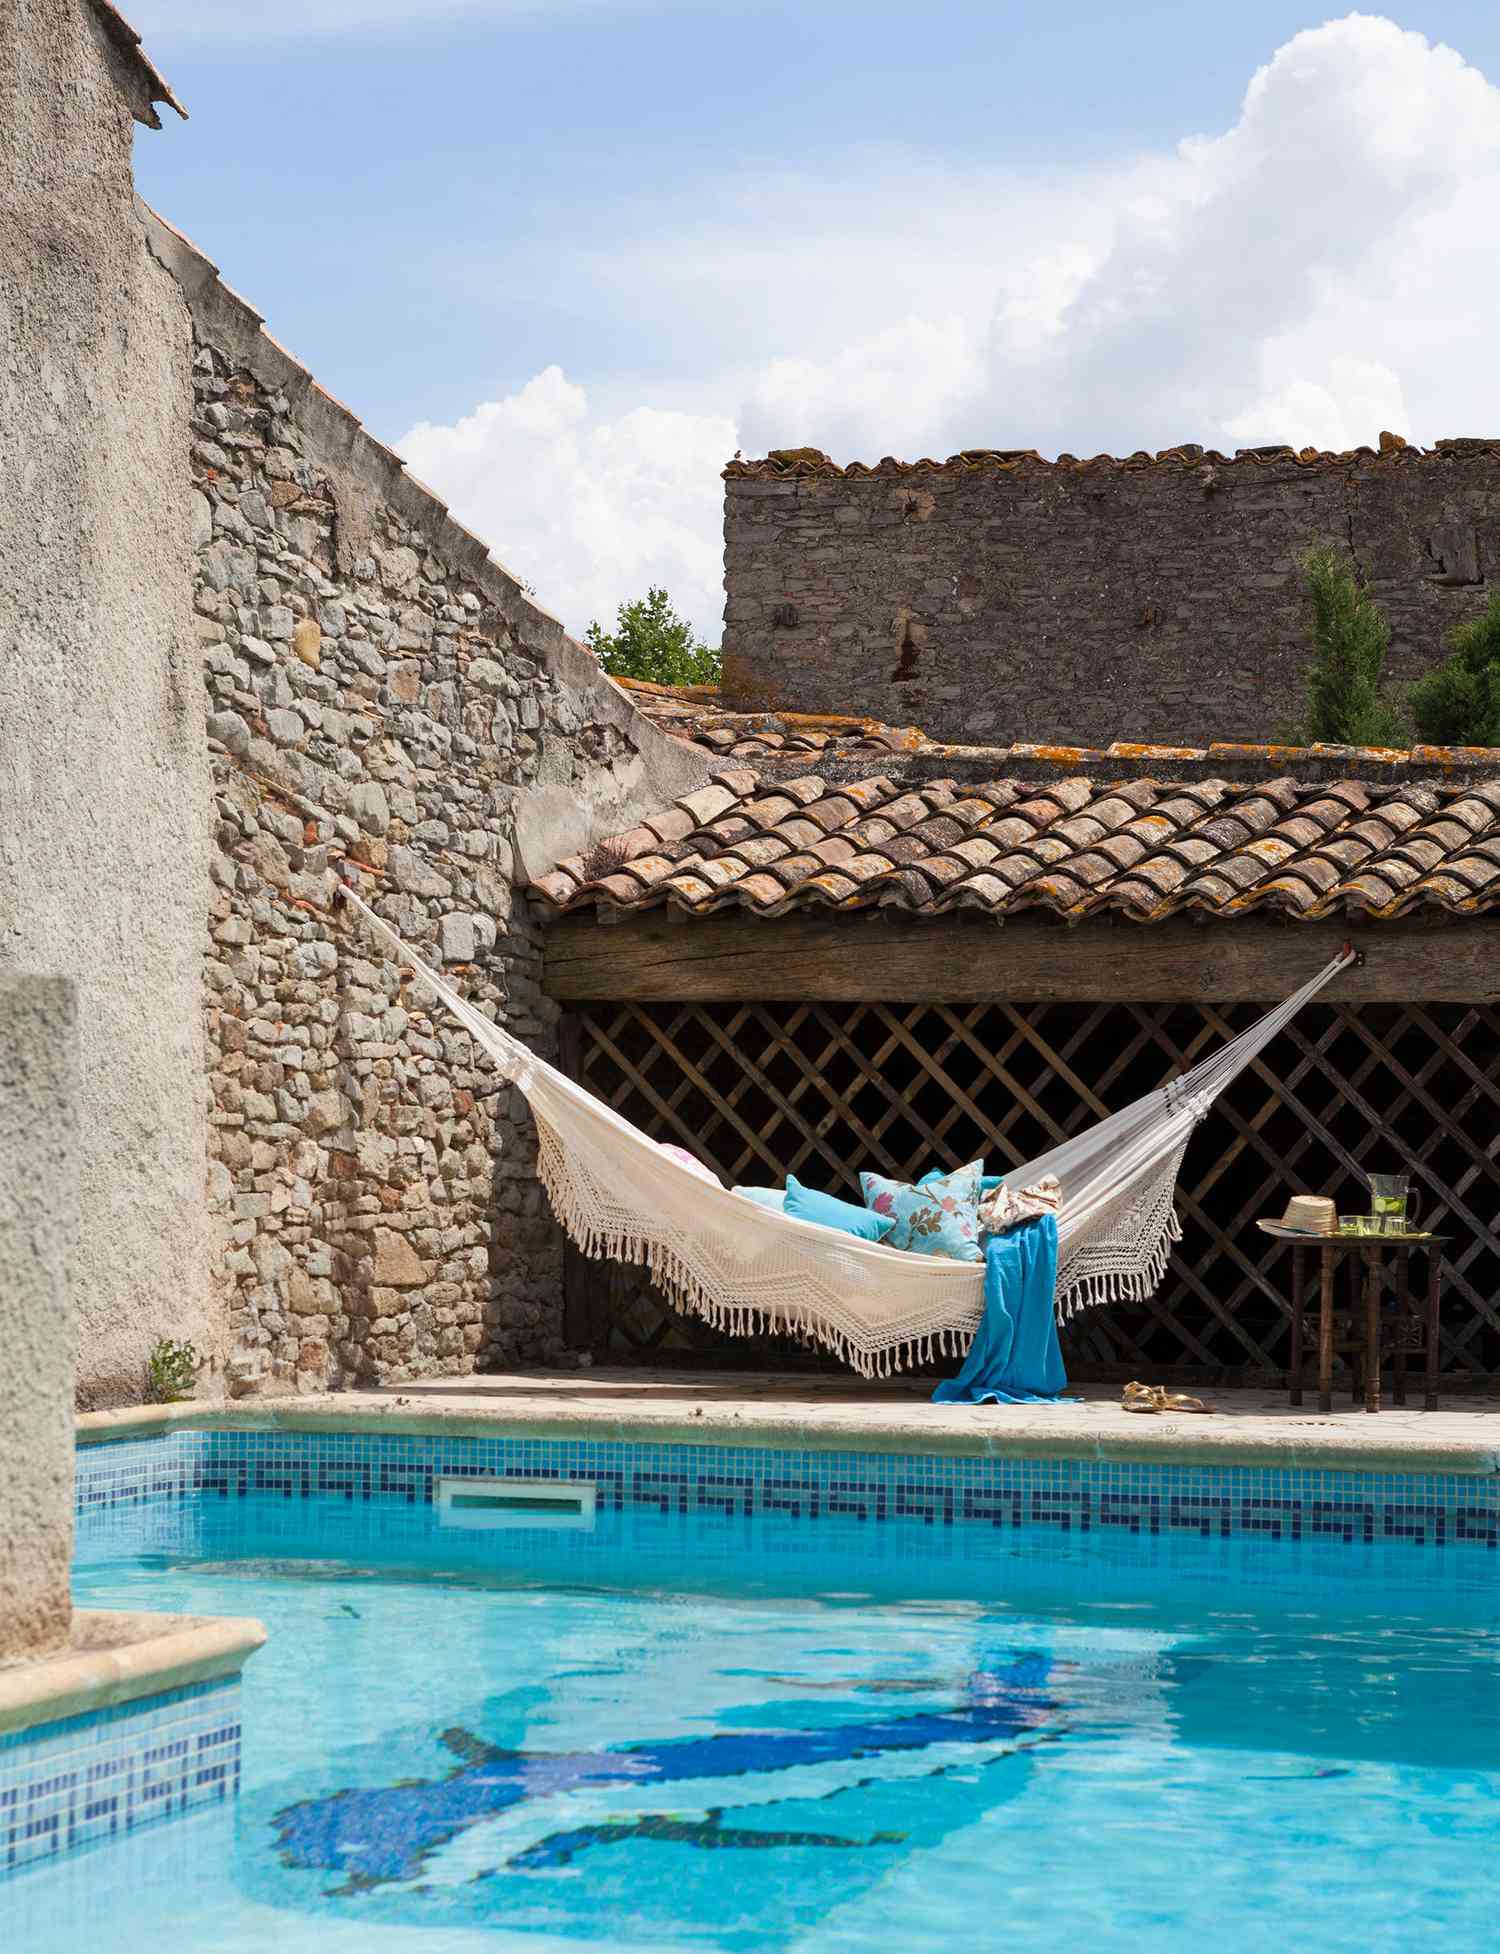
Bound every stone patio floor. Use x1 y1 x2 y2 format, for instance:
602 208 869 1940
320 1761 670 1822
83 1368 1500 1475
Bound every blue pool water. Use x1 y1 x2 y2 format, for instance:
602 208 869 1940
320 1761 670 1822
10 1487 1500 1952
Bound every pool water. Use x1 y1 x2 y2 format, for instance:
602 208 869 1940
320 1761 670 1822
11 1492 1500 1953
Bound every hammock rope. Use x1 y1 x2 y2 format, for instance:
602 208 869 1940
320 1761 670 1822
339 882 1355 1377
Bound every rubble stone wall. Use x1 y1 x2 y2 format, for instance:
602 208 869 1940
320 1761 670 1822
721 447 1500 746
147 218 710 1396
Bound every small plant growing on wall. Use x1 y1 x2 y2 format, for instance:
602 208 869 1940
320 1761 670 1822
1408 591 1500 747
1294 546 1405 747
144 1337 200 1404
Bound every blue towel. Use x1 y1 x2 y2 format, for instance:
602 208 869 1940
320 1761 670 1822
931 1215 1067 1405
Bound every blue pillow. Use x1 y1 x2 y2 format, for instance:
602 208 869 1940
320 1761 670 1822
784 1175 897 1244
860 1160 985 1262
733 1185 787 1213
920 1167 1005 1194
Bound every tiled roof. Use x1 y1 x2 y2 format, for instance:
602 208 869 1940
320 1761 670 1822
724 437 1500 480
609 675 924 767
89 2 187 127
530 770 1500 923
611 677 1500 794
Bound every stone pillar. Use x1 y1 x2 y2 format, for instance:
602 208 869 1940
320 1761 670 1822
0 979 79 1663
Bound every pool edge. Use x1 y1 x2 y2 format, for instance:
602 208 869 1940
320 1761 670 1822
75 1397 1500 1478
0 1612 266 1740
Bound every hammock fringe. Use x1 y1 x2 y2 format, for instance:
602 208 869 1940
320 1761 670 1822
539 1152 972 1378
1054 1209 1183 1322
538 1148 1184 1379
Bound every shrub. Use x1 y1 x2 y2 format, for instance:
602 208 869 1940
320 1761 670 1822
1408 592 1500 748
1294 547 1404 747
585 587 721 688
144 1337 200 1404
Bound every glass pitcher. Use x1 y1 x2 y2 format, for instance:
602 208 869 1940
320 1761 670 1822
1367 1171 1421 1235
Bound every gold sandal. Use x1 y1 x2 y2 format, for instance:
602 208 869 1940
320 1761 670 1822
1159 1391 1212 1414
1122 1381 1165 1414
1122 1381 1214 1415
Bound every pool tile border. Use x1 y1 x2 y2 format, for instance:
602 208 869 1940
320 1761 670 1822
76 1427 1500 1550
0 1680 242 1880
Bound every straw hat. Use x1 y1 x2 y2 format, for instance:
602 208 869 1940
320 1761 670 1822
1266 1194 1337 1236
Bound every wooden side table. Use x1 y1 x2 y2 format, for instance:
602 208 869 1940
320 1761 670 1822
1285 1234 1446 1413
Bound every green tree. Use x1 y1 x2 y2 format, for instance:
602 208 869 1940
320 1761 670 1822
585 586 722 687
1294 546 1404 746
1408 592 1500 747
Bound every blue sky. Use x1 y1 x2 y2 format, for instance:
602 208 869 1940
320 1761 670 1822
128 3 1500 638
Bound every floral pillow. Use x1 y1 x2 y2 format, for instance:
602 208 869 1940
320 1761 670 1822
657 1142 722 1186
858 1160 985 1263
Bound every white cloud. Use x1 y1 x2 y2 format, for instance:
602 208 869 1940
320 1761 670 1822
721 14 1500 461
1223 358 1411 458
399 367 734 642
399 14 1500 637
745 316 985 463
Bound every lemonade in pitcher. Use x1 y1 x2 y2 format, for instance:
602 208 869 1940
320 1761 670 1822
1367 1171 1420 1235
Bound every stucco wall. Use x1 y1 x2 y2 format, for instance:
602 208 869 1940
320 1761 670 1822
0 4 212 1408
721 445 1500 746
0 980 79 1663
144 212 711 1395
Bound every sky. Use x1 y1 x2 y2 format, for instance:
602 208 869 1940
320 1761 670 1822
127 2 1500 642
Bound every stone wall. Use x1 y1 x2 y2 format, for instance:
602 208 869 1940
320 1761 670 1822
1 1 212 1409
0 980 79 1662
721 445 1500 746
145 214 711 1396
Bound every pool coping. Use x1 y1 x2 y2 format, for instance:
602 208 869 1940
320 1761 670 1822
0 1610 266 1739
75 1392 1500 1478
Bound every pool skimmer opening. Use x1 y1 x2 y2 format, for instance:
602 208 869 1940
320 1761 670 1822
436 1475 597 1530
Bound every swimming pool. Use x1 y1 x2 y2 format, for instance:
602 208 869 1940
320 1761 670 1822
7 1429 1500 1952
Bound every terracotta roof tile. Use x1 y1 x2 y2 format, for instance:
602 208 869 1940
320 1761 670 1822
1092 832 1152 870
766 850 826 888
842 777 900 811
644 806 696 847
610 824 659 861
916 854 971 890
943 872 1015 911
678 781 742 825
741 791 801 830
774 814 824 851
619 853 679 889
664 869 715 905
735 870 792 908
731 832 794 870
530 868 580 906
881 831 934 867
531 768 1500 924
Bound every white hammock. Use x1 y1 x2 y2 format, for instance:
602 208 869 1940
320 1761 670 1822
341 884 1353 1377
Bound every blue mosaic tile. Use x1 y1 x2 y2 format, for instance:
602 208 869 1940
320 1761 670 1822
0 1681 242 1880
73 1425 1500 1553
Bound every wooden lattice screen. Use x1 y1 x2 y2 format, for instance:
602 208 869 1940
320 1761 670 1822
559 1000 1500 1385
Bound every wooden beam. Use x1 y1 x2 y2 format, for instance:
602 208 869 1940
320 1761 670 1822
542 911 1500 1003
